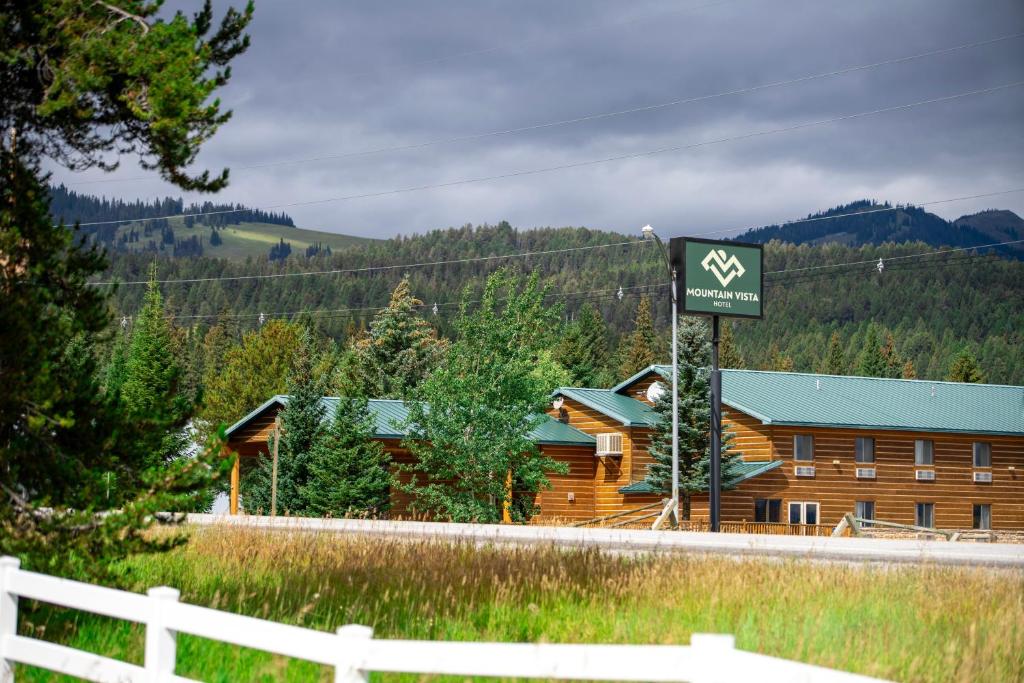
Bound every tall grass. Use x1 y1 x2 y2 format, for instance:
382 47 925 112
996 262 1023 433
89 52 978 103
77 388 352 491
19 527 1024 682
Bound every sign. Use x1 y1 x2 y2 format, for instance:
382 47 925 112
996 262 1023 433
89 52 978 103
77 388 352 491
670 237 763 318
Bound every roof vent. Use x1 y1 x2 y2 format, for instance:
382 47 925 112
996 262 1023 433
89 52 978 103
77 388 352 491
816 379 821 391
931 385 936 397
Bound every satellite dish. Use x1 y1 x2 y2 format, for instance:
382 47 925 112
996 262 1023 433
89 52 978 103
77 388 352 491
646 381 666 403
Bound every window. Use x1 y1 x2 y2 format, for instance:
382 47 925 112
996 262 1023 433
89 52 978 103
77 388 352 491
914 439 933 466
855 501 875 525
915 502 935 529
855 437 875 463
973 442 991 468
788 501 819 525
754 498 781 523
973 504 991 530
794 435 814 461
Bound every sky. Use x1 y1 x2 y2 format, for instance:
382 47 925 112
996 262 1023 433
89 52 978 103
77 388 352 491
47 0 1024 240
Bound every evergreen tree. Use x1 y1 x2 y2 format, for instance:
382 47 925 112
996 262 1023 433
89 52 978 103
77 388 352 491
946 348 985 383
822 331 846 375
856 324 888 378
400 270 566 523
767 343 794 372
557 302 612 386
618 295 656 379
881 331 903 378
240 338 326 515
301 398 391 517
718 320 745 369
209 228 222 246
104 322 131 395
348 277 447 399
902 359 917 379
121 269 191 468
645 317 741 520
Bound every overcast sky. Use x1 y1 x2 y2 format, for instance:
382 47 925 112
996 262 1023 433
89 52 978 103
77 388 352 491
48 0 1024 239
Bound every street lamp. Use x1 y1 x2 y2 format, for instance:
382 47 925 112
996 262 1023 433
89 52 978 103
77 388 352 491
641 225 679 525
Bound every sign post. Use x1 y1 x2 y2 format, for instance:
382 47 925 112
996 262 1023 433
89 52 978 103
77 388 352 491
670 237 763 532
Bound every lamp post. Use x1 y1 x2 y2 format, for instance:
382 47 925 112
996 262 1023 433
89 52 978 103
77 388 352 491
641 225 678 524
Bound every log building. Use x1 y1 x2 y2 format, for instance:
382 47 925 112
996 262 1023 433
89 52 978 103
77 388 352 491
225 367 1024 530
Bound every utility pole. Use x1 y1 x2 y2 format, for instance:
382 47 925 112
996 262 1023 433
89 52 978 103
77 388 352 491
271 415 280 517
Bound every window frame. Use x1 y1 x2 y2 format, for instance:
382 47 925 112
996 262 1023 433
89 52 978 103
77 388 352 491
754 498 781 524
793 435 814 461
855 500 875 525
972 442 991 468
914 439 933 466
788 501 820 525
854 437 875 464
915 502 935 529
972 504 991 530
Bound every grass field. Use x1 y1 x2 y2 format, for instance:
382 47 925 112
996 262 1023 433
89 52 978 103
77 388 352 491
18 527 1024 682
115 220 378 260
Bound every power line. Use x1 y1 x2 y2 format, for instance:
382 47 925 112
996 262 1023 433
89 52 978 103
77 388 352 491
68 30 1024 185
87 186 1024 288
69 79 1024 229
764 238 1024 275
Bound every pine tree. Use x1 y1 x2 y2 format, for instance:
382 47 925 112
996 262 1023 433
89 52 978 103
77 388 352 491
822 331 846 375
349 277 447 399
209 228 222 246
645 317 741 519
104 323 131 395
767 343 794 372
301 398 391 517
557 302 612 386
856 324 888 378
946 348 985 383
718 320 745 369
902 359 917 379
881 331 903 378
121 269 192 468
618 295 656 379
240 338 326 515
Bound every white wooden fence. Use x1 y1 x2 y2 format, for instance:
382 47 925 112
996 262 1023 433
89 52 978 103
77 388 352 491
0 556 887 683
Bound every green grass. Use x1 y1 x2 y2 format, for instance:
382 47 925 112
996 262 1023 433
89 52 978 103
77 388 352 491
17 527 1024 682
114 220 377 260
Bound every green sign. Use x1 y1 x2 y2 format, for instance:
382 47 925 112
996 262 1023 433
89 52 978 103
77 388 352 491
671 237 764 319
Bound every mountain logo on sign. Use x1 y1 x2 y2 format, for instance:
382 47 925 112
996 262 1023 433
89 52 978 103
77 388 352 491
701 249 746 287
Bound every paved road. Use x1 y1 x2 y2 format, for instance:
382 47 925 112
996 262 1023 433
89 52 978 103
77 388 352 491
187 514 1024 569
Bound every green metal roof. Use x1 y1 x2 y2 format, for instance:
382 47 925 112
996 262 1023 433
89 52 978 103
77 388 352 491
226 395 596 446
618 459 782 494
720 370 1024 436
554 387 659 427
610 365 674 394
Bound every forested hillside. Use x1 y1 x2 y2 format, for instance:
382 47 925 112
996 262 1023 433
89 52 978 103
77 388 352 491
95 221 1024 385
736 201 1024 258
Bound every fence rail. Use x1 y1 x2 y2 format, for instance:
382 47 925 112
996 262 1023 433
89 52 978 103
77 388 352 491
0 555 888 683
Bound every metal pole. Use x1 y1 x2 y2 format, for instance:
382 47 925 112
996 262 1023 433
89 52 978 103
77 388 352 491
670 271 680 524
710 315 722 532
271 416 280 517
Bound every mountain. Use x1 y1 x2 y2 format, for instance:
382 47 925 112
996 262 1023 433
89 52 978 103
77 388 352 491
48 184 376 260
735 201 1024 258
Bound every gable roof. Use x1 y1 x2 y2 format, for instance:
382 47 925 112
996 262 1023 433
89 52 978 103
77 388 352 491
554 387 658 427
225 395 597 446
721 369 1024 436
618 459 782 494
609 365 1024 436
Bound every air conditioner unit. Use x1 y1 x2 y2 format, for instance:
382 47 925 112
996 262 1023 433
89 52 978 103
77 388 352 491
795 466 815 477
973 471 993 483
595 433 623 457
915 469 935 481
855 467 876 479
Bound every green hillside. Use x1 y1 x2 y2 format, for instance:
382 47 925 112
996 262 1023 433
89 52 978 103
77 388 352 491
110 218 378 260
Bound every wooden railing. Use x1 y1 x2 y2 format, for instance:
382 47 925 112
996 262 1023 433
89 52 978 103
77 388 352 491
0 556 886 682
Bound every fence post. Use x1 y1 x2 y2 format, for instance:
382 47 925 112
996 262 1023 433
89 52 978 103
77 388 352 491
335 624 373 683
0 557 20 683
145 586 180 681
690 633 735 683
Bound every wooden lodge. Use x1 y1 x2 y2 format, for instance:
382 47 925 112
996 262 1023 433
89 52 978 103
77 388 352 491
225 367 1024 530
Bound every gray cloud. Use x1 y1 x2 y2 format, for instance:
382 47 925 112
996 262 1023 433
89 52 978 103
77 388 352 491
50 0 1024 239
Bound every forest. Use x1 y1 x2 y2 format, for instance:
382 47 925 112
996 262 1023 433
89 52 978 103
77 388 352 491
93 219 1024 386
